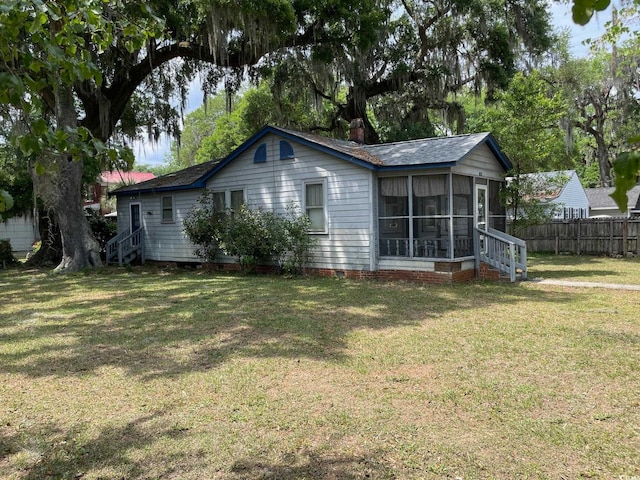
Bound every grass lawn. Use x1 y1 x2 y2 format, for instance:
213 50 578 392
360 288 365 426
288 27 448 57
527 252 640 284
0 260 639 479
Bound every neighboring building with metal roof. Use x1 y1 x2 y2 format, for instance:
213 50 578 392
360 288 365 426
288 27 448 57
110 124 523 282
585 185 640 217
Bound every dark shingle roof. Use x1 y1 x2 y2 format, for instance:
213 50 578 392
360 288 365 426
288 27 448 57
110 159 220 195
586 185 640 211
362 132 496 167
272 127 509 170
112 126 510 196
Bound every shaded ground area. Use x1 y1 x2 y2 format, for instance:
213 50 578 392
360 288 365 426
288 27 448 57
1 264 639 479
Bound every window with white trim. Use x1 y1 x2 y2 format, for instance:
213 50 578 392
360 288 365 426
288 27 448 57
304 180 327 233
161 196 174 223
210 189 245 211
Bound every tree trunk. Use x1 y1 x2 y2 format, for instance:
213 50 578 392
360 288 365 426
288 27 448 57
52 158 102 272
24 209 62 268
32 84 102 273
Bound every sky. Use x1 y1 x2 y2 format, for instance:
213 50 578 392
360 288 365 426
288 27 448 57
133 2 614 168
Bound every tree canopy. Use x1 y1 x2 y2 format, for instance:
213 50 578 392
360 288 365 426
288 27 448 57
0 0 382 271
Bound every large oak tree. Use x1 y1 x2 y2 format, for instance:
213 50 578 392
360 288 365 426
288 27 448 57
0 0 375 272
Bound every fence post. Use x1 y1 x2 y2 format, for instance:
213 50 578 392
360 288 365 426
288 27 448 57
623 219 628 256
610 218 614 256
577 219 581 255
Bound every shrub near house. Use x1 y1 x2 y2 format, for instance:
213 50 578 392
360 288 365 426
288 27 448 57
184 194 315 273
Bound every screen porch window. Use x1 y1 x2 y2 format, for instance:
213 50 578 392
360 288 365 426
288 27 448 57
304 181 327 233
378 174 475 259
161 196 174 223
488 180 506 231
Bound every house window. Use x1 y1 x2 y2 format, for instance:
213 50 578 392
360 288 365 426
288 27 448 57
304 180 327 233
161 196 174 223
210 189 245 211
230 189 245 212
211 191 226 211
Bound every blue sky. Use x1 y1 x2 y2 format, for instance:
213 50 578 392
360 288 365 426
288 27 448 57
134 2 613 168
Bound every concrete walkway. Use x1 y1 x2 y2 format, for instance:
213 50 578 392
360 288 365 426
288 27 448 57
530 278 640 291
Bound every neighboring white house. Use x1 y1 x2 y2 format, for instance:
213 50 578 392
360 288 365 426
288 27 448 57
0 213 38 251
111 125 520 282
512 170 589 220
585 185 640 217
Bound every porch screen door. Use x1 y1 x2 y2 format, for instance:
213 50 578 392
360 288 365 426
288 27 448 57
475 185 488 252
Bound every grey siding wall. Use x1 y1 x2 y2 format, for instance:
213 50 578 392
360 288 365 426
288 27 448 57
451 144 506 180
206 133 374 271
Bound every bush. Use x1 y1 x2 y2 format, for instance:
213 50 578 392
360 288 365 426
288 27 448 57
184 193 316 274
0 238 18 267
86 210 118 255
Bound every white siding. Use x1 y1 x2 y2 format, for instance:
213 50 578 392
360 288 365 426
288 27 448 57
206 133 374 271
116 133 509 272
117 190 202 262
554 172 589 218
0 214 38 251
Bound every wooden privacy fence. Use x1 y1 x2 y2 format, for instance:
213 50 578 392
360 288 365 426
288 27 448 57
518 218 640 256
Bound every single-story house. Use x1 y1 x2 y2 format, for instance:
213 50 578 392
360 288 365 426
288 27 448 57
585 185 640 217
110 124 526 282
510 170 589 220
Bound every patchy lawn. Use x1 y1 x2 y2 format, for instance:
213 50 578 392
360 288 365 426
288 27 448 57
0 264 639 479
528 253 640 284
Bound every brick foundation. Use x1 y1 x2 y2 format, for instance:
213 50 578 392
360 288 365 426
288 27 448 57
478 262 500 280
167 261 489 284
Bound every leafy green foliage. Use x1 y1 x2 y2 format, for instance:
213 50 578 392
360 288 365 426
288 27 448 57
184 192 315 273
467 72 570 174
0 0 159 167
0 238 18 267
568 0 640 211
0 190 14 217
571 0 611 25
0 140 30 219
86 210 118 256
502 173 567 236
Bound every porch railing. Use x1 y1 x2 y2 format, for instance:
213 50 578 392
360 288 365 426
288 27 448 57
475 227 527 282
106 228 129 265
106 227 145 266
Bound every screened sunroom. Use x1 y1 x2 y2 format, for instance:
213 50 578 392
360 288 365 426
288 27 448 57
378 174 506 260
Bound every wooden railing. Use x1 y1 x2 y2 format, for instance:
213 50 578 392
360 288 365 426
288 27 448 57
106 228 129 265
106 227 144 266
475 227 527 282
379 237 474 258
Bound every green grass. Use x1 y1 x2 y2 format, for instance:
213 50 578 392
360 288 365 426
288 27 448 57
0 262 639 479
528 252 640 284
